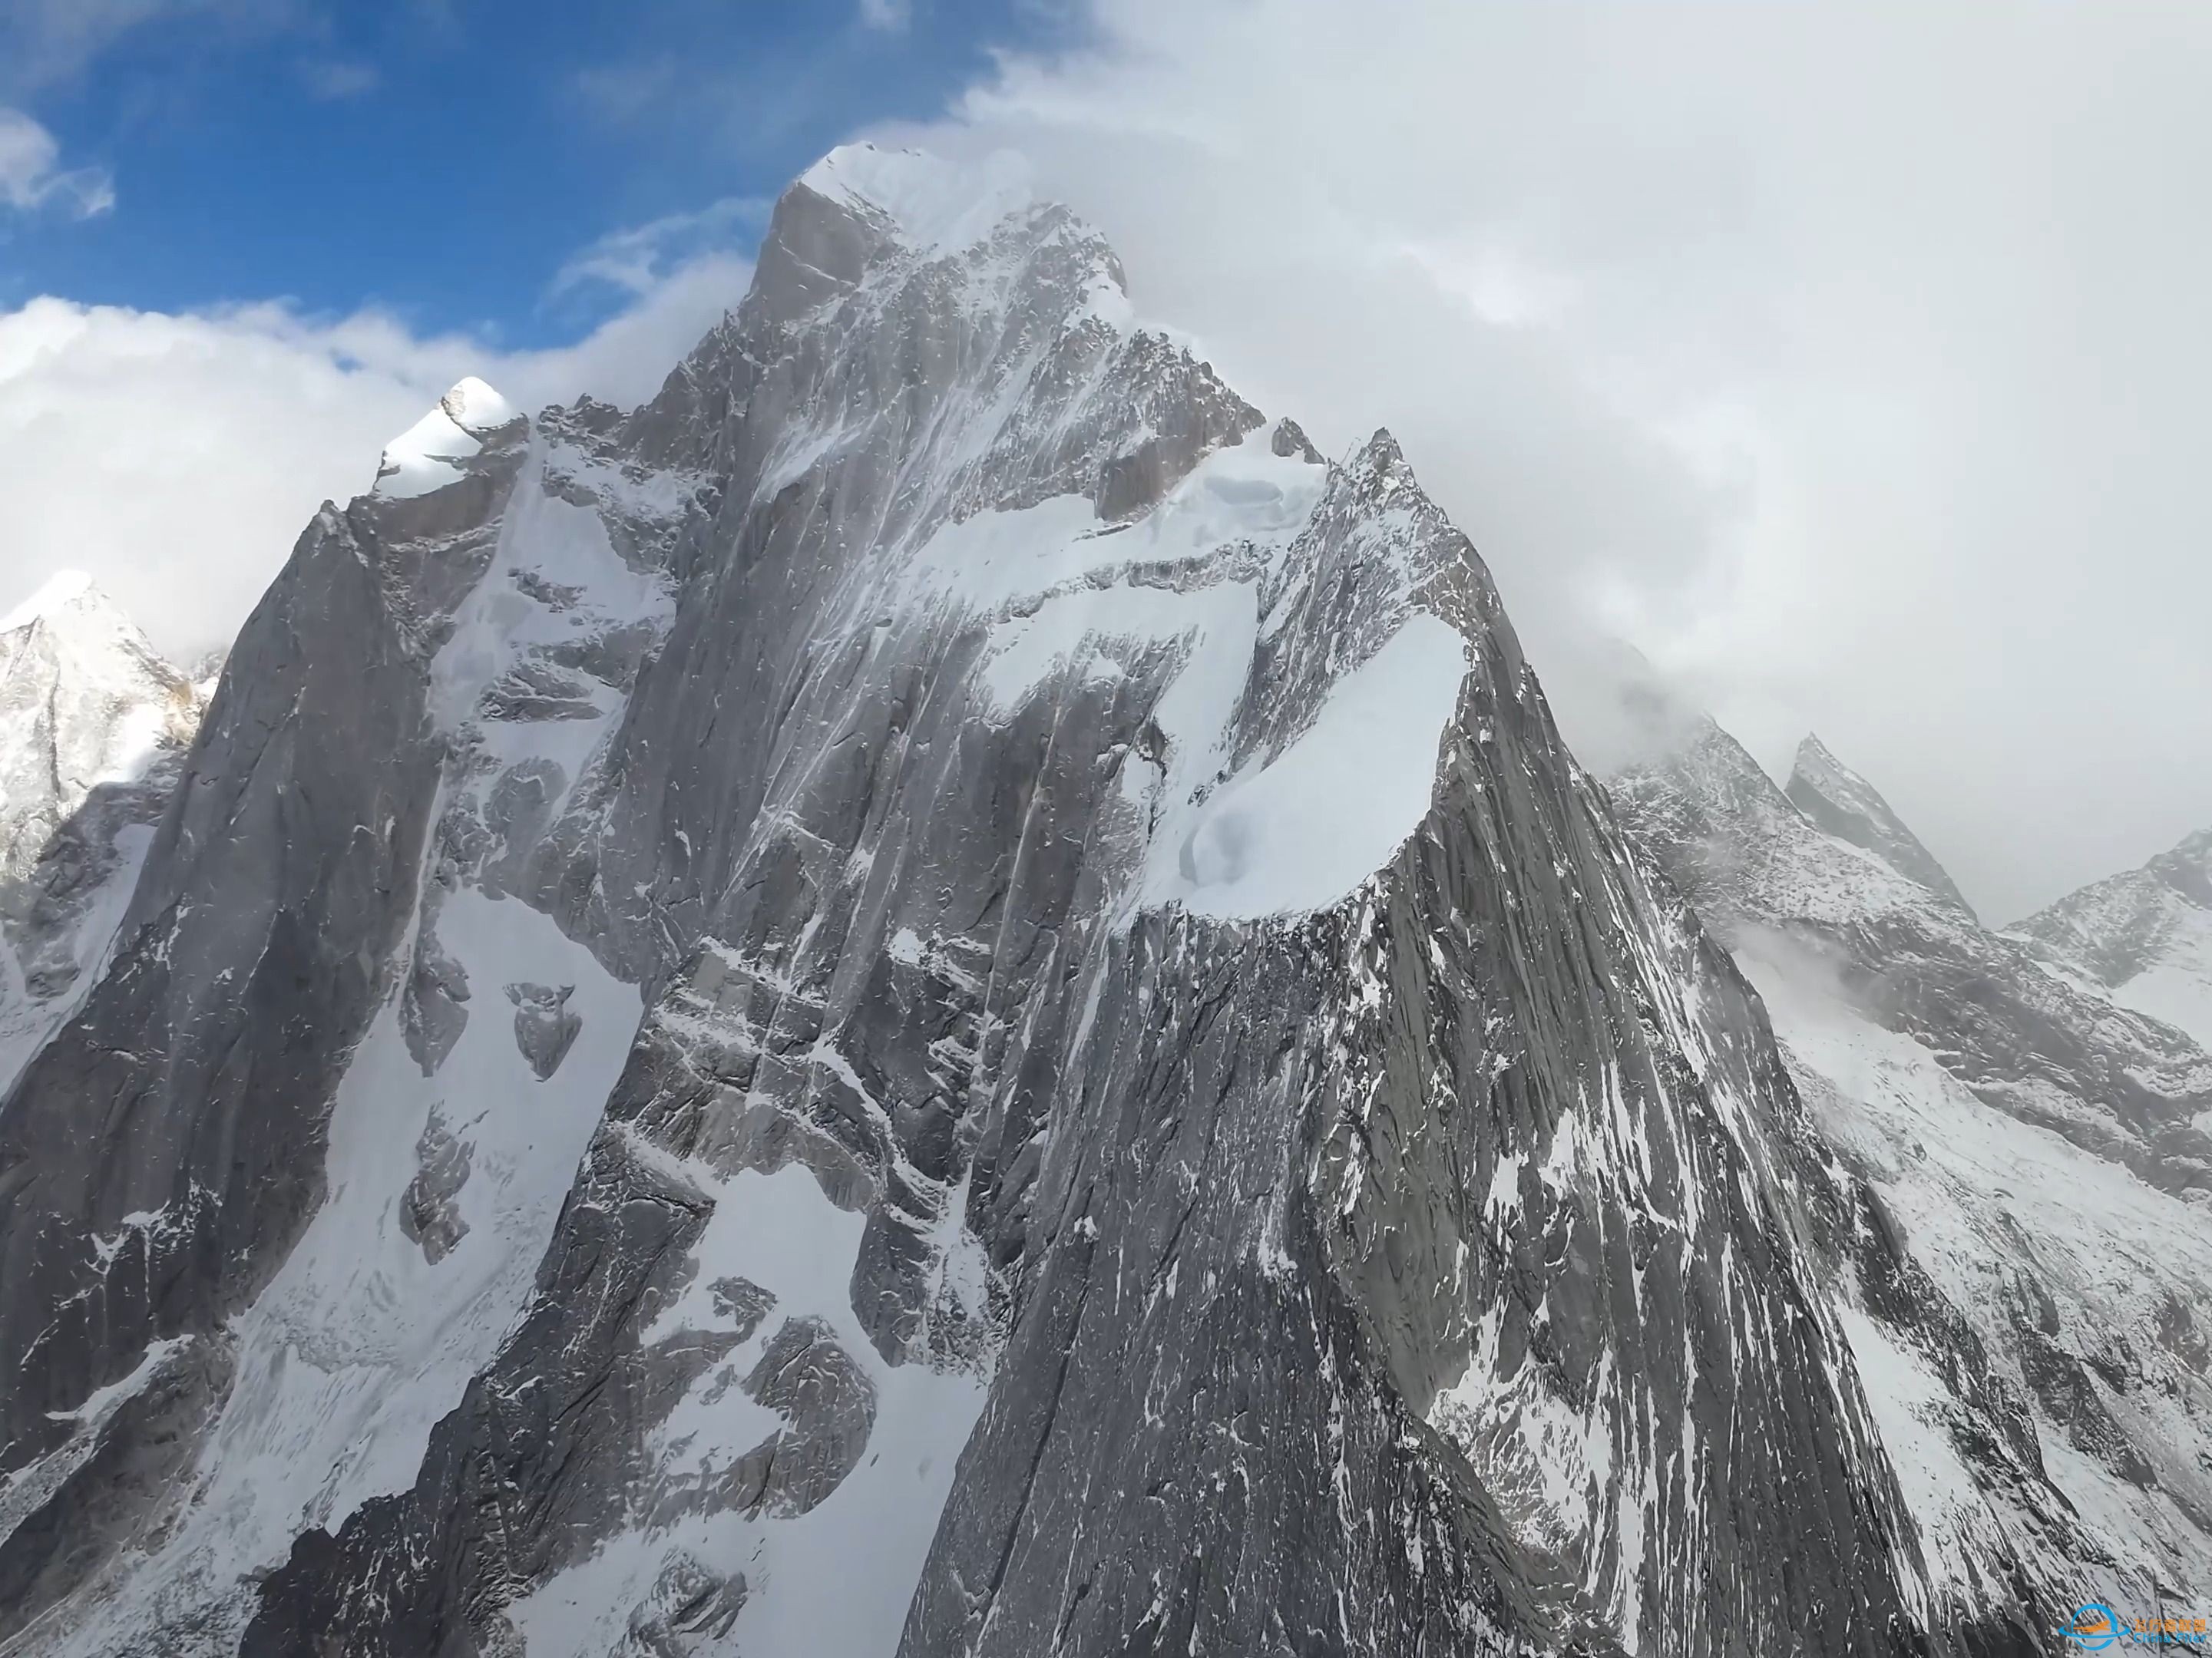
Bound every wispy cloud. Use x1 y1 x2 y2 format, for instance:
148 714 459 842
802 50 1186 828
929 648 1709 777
571 54 682 125
858 0 913 34
0 247 752 658
299 56 379 100
0 0 309 94
0 107 114 217
553 198 769 299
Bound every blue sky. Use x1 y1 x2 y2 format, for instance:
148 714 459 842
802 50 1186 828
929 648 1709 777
1 0 1073 344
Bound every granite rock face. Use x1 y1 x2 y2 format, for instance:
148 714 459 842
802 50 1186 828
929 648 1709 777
0 145 2115 1657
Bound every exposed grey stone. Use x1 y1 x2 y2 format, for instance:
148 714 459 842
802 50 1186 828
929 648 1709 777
706 1277 774 1343
619 1554 747 1656
0 1334 233 1646
397 1110 471 1265
478 659 601 723
0 498 459 1489
724 1315 877 1519
0 414 524 1629
399 882 471 1077
506 982 580 1080
1269 414 1324 463
4 148 2138 1658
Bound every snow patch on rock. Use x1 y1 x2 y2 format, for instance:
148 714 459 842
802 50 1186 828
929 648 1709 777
375 377 519 500
511 1158 990 1658
1155 613 1468 919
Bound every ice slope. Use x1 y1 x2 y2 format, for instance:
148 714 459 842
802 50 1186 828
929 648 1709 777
10 890 638 1656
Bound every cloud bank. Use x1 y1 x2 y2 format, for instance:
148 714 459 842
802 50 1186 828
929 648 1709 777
865 0 2212 918
0 252 748 664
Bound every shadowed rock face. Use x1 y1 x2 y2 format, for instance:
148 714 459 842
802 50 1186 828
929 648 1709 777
0 471 527 1643
2 147 2052 1658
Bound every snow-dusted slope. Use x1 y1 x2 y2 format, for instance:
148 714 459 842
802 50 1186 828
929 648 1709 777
0 575 206 1092
1612 715 2212 1627
2 146 2062 1658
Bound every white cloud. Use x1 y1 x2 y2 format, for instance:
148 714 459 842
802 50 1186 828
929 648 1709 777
858 0 911 35
856 0 2212 917
0 0 304 93
0 249 749 662
298 57 379 101
0 107 113 216
552 197 768 299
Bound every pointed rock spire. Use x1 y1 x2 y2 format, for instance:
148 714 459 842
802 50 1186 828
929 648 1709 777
1785 732 1973 916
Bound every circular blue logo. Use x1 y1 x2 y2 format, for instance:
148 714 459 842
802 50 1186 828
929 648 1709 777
2066 1604 2120 1650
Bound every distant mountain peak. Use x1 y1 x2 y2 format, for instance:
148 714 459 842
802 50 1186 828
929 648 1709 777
1785 731 1974 915
2 569 104 634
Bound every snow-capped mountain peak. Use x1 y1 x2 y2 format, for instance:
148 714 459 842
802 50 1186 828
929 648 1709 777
0 573 207 1091
2019 823 2212 1039
0 572 197 873
0 568 98 633
374 375 523 501
797 141 1039 255
1612 700 2212 1624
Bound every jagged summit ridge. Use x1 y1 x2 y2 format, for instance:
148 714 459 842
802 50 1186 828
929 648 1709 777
1784 731 1973 914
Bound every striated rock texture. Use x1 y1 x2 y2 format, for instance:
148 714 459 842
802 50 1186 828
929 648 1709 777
0 145 2087 1658
1610 707 2212 1630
